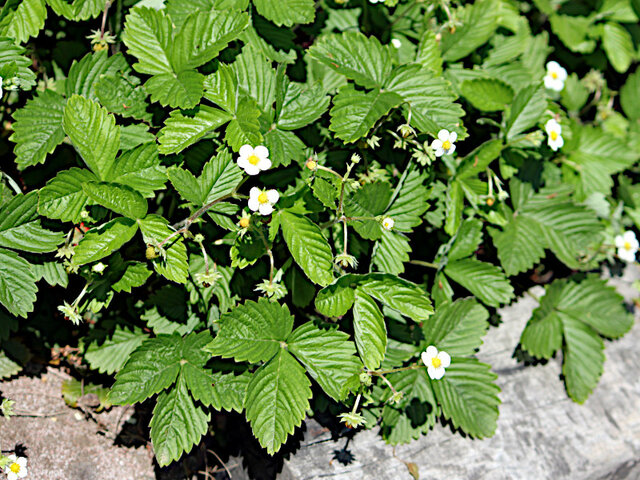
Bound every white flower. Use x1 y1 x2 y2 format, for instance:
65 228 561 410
421 345 451 380
248 187 279 216
431 129 457 157
4 455 28 480
91 262 106 274
544 61 567 92
237 145 271 176
381 217 394 231
615 230 639 263
544 119 564 151
391 38 402 49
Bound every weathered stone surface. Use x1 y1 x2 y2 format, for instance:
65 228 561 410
0 367 155 480
284 267 640 480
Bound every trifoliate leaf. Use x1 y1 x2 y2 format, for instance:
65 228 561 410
314 275 357 317
38 167 97 223
145 70 204 109
119 124 155 152
244 349 312 454
122 7 173 76
73 217 139 265
620 67 640 121
138 215 189 283
205 298 294 363
224 96 263 151
0 248 37 318
372 230 411 275
385 167 430 232
110 262 152 293
264 128 306 168
287 321 362 401
353 289 387 370
83 182 148 219
95 71 152 122
280 211 335 287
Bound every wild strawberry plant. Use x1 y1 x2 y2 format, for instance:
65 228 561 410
0 0 638 468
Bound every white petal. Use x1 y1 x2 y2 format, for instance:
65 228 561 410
438 351 451 368
425 345 438 358
258 203 274 216
239 144 254 158
545 119 560 133
18 471 28 479
16 459 27 468
7 455 16 462
8 472 17 480
427 365 437 379
550 78 564 92
434 148 445 157
431 139 443 150
245 164 261 175
615 235 625 248
258 158 272 171
267 189 280 204
237 156 249 169
432 367 445 380
249 187 261 200
623 230 637 243
546 61 560 72
449 131 457 143
543 75 555 90
254 145 269 159
618 248 636 262
438 129 449 141
548 136 563 151
248 198 260 212
446 144 456 155
557 66 568 81
421 351 431 367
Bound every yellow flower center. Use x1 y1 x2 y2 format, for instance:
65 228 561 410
431 357 442 368
10 463 21 474
258 192 269 204
239 217 250 228
248 154 261 166
550 131 558 140
624 241 632 251
442 140 451 150
551 71 558 79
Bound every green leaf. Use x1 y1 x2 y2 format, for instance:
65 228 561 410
329 84 402 143
0 37 37 90
107 143 167 198
66 51 129 101
32 261 68 288
344 182 391 240
287 321 362 401
372 230 411 275
280 211 335 287
119 123 155 152
431 358 500 438
549 14 596 53
83 182 148 219
358 274 434 321
85 326 149 374
95 71 152 122
150 375 210 466
314 275 356 317
111 262 152 293
444 258 514 307
308 31 392 89
0 248 37 318
224 96 263 151
562 316 604 404
353 289 387 370
620 67 640 121
489 216 545 275
244 349 312 454
38 167 97 223
560 74 590 113
444 180 463 236
158 106 232 155
448 218 483 262
0 350 22 379
277 82 330 130
440 0 498 62
0 192 63 253
138 215 189 283
602 22 634 73
252 0 315 27
145 70 204 109
416 30 443 75
505 84 547 140
422 298 489 356
73 217 139 265
460 78 514 112
205 298 294 363
385 167 430 232
209 371 251 413
0 0 47 44
122 7 173 76
386 64 464 137
10 89 66 169
264 129 306 168
230 47 278 114
63 95 121 181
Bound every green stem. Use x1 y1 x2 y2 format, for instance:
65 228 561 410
408 260 439 269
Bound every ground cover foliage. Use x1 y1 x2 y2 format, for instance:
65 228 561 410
0 0 639 471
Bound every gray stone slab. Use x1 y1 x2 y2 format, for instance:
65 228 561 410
283 267 640 480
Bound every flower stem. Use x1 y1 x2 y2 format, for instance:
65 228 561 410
408 259 439 269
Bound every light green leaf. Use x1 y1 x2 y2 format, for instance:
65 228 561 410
620 67 640 121
372 230 411 275
0 192 63 253
431 358 501 438
329 84 402 143
562 316 604 404
10 89 66 170
145 70 204 109
107 143 167 197
252 0 315 27
158 106 232 155
66 51 129 101
231 47 277 114
602 22 634 73
150 375 210 466
448 218 483 262
85 325 149 374
505 84 547 140
205 298 294 363
416 30 443 75
287 321 362 401
277 82 330 130
444 180 463 236
264 128 306 168
353 289 387 370
422 298 489 356
119 124 155 152
560 73 590 113
308 31 392 89
32 261 68 288
358 274 434 321
244 349 312 454
457 140 503 180
0 0 46 44
83 182 148 219
549 14 596 53
63 95 121 181
138 215 189 283
460 78 514 111
280 211 335 286
440 0 498 62
314 275 356 317
0 350 22 379
224 96 263 151
0 37 37 90
95 71 152 122
444 258 514 307
0 248 37 318
489 216 545 275
38 168 97 223
73 217 139 265
122 7 173 76
111 262 152 293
